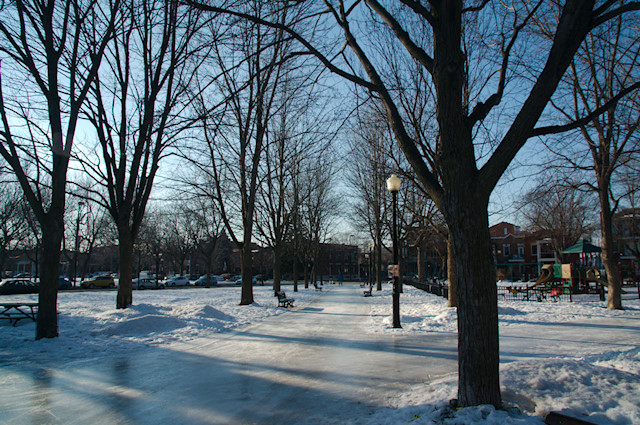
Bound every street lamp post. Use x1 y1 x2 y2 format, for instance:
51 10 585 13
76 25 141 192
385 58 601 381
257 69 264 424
155 252 163 288
387 174 402 329
368 242 373 290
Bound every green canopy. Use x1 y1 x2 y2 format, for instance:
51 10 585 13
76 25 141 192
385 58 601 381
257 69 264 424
561 240 602 254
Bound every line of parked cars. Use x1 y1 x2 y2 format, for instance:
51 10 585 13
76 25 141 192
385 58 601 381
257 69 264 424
2 273 265 295
0 277 77 295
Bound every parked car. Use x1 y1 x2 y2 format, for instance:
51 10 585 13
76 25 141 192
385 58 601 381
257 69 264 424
81 275 115 289
232 276 258 285
134 278 165 290
194 275 220 286
58 277 72 290
0 278 38 295
163 275 190 287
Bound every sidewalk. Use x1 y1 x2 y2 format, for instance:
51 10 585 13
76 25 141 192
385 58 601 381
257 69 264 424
1 286 458 425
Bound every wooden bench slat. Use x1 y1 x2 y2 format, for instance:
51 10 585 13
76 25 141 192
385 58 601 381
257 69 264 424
276 291 295 308
0 303 38 326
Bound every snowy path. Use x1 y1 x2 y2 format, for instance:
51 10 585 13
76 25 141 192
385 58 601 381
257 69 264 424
1 286 458 425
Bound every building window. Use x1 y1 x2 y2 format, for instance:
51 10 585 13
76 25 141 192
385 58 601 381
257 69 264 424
503 244 510 256
504 228 508 235
517 244 524 257
531 244 538 256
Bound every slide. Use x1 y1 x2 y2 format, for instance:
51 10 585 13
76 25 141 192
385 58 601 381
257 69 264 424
585 268 608 286
508 264 559 294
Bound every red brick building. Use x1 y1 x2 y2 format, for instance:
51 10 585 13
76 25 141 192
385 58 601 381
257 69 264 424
490 222 556 281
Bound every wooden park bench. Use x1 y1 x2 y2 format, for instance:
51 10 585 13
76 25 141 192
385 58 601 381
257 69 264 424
363 287 372 297
276 291 295 308
0 303 38 326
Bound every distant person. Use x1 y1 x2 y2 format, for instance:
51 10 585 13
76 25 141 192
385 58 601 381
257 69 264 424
338 273 343 286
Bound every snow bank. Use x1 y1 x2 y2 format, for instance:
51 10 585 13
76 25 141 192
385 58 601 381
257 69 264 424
365 284 640 424
1 283 639 424
0 285 319 364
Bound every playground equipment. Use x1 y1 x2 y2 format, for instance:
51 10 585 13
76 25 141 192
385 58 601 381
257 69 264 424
508 264 571 294
585 268 608 286
507 263 607 301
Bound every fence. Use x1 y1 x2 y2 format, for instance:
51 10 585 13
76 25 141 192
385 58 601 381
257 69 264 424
404 279 449 299
497 284 575 302
405 279 583 303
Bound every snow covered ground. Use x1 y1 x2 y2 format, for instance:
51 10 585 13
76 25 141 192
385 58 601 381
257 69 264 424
366 284 640 425
1 283 639 424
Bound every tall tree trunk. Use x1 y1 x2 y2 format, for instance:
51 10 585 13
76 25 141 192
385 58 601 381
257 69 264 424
417 245 424 281
204 260 212 288
117 226 134 309
447 235 458 307
272 246 282 294
599 190 622 309
36 218 64 339
240 238 254 305
446 196 499 407
293 257 298 292
376 242 383 291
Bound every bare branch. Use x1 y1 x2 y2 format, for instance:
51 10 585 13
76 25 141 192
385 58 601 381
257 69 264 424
531 81 640 137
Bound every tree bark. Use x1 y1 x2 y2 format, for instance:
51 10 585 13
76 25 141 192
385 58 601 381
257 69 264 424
204 260 212 288
446 196 499 408
36 218 64 339
272 246 282 295
240 235 254 305
447 235 458 308
417 245 424 281
599 190 623 309
293 257 298 292
376 242 383 291
117 226 134 309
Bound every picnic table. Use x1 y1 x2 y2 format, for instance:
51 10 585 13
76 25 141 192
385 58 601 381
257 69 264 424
1 303 38 326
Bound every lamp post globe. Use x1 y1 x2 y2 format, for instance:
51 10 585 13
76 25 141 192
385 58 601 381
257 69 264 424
387 174 402 329
386 173 401 192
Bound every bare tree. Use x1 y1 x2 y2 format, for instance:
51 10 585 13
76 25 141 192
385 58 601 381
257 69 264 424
185 196 224 287
62 182 117 282
163 208 192 276
78 0 213 308
75 201 114 283
0 183 29 277
255 84 334 294
255 112 295 294
0 0 120 338
539 10 640 309
190 0 640 407
137 208 168 285
520 173 597 259
195 1 302 304
298 156 340 286
348 112 391 291
620 157 640 261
